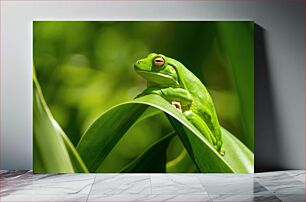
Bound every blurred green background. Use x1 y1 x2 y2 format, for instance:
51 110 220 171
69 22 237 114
34 21 253 172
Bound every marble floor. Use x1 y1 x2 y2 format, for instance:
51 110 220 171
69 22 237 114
0 170 305 202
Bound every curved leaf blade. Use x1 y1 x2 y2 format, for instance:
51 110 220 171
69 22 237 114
167 115 233 173
120 132 175 173
166 149 199 173
218 22 254 151
137 95 253 173
76 103 148 172
33 71 88 173
77 94 253 173
221 127 254 173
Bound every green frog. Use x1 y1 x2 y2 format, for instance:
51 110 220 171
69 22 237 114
134 53 225 155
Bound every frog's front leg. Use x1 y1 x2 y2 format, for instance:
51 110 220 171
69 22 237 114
183 110 218 150
159 87 193 106
136 87 193 106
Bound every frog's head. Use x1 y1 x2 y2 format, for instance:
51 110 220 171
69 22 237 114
134 53 179 87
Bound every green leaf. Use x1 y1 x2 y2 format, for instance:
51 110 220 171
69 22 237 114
166 149 199 173
120 131 175 173
221 127 254 173
137 95 253 173
218 22 254 151
76 103 149 172
167 116 233 173
33 69 88 173
77 94 253 173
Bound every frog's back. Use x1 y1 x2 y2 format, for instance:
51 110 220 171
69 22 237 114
176 61 223 144
168 58 216 114
180 66 214 116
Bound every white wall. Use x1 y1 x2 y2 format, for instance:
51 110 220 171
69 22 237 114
1 1 304 170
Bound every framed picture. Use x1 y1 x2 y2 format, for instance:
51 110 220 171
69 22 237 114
33 21 254 173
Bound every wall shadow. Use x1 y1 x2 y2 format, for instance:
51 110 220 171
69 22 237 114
254 24 285 172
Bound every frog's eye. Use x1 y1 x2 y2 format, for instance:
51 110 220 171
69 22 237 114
153 56 165 67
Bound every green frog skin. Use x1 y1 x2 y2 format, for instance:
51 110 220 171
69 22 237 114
134 53 225 155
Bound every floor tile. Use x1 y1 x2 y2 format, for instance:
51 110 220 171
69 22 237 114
255 170 291 177
150 174 207 195
198 174 259 195
88 194 211 201
252 194 282 201
255 172 287 182
263 183 305 195
1 172 47 196
2 170 306 202
286 170 305 183
1 173 95 196
253 181 274 194
210 194 281 201
0 194 88 202
256 176 305 195
0 170 32 180
0 170 8 174
90 174 151 195
275 194 306 202
143 194 211 202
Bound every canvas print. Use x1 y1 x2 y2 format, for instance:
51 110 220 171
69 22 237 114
33 21 254 173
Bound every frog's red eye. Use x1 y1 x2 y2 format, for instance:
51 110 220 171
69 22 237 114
153 56 165 67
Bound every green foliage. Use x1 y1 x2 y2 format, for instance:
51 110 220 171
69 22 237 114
76 103 148 172
33 69 88 173
33 21 254 173
75 94 253 173
34 71 254 172
121 132 176 173
218 22 254 151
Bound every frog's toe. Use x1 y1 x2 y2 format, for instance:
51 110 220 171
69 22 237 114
220 147 225 156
